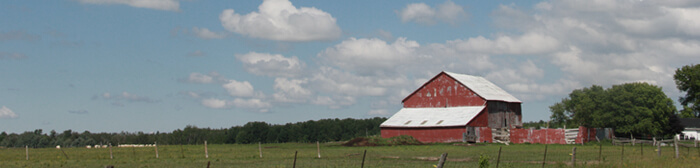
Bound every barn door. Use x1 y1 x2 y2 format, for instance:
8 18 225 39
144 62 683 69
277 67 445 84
464 126 478 142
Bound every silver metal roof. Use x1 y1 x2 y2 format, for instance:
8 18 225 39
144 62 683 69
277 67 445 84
380 106 486 127
444 71 522 103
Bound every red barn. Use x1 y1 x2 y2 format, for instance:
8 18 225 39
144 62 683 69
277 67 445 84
380 71 522 143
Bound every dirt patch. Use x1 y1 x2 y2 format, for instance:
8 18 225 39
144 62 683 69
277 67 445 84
380 156 473 162
342 137 376 147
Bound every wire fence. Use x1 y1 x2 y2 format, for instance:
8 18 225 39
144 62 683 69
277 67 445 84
2 138 699 167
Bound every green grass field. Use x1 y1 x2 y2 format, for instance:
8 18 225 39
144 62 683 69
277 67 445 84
1 142 699 167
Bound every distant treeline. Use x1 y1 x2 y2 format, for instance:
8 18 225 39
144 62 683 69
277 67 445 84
0 117 387 148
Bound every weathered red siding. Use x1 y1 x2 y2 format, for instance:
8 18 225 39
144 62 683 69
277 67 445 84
575 126 597 144
510 127 602 144
381 127 466 143
403 73 486 108
467 110 489 127
510 128 567 144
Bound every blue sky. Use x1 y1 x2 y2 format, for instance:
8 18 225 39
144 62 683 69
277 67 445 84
2 0 699 133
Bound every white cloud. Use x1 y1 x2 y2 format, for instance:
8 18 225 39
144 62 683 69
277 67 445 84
444 33 560 55
187 72 214 84
192 27 226 39
94 92 158 104
231 98 271 112
222 80 255 97
398 0 468 25
0 106 18 119
368 109 390 115
273 78 312 103
235 52 304 77
77 0 180 11
219 0 341 41
201 98 227 109
318 37 419 76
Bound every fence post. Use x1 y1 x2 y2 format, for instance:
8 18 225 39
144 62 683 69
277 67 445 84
542 145 548 168
155 142 159 159
571 147 576 167
317 141 321 159
631 135 635 146
674 136 679 159
437 152 448 168
25 145 28 160
60 146 69 159
496 147 502 168
258 142 263 158
361 149 367 168
109 143 113 159
205 140 209 159
293 151 298 168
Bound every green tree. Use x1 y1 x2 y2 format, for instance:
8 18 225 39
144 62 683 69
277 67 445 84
674 64 700 118
550 83 682 137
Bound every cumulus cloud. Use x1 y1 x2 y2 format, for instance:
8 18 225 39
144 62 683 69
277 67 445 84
222 80 255 97
77 0 180 11
398 0 468 25
186 72 214 84
318 37 419 76
201 98 227 109
192 27 226 39
0 106 18 119
93 92 159 104
235 52 304 77
200 98 271 112
273 78 312 103
219 0 341 41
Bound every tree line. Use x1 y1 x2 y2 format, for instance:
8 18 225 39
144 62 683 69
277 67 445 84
0 117 386 148
545 64 700 138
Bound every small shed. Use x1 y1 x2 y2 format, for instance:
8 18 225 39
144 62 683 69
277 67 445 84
381 71 522 143
678 118 700 140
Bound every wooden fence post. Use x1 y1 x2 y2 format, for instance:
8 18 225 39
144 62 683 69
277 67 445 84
496 147 502 168
155 142 159 159
572 147 576 167
361 149 367 168
293 151 298 168
60 146 69 159
25 145 28 160
542 145 548 168
674 137 679 159
317 141 321 159
109 143 113 159
205 140 209 159
258 142 263 158
437 152 448 168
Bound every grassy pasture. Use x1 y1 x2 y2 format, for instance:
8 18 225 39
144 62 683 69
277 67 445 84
1 142 699 167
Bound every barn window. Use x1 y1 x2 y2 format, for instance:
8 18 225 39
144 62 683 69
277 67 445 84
436 120 444 125
404 120 412 125
420 120 428 125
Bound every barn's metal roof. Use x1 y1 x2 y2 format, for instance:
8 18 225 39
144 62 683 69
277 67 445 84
444 71 522 103
380 106 485 127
